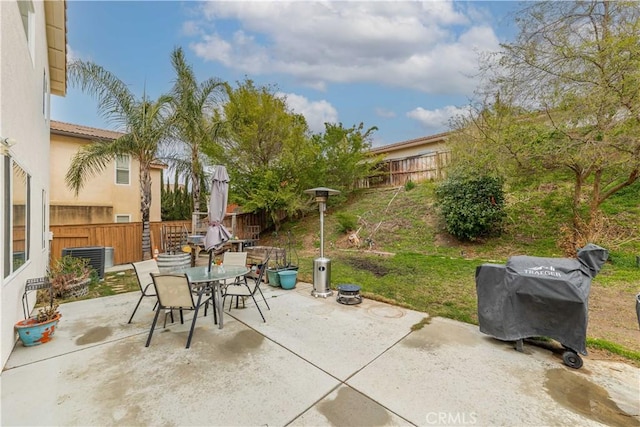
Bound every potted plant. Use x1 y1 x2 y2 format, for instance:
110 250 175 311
266 232 299 287
49 255 94 299
14 282 61 347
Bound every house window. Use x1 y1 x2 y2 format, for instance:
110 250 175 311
17 0 35 56
115 215 131 223
3 157 31 278
115 155 130 185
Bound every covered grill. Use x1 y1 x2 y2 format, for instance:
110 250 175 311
475 243 608 369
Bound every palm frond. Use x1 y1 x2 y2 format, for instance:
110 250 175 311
67 61 135 129
65 140 119 195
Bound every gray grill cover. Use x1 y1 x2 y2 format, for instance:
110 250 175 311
476 244 608 355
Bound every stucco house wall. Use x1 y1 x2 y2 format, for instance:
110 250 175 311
50 121 164 225
0 0 66 369
369 132 449 161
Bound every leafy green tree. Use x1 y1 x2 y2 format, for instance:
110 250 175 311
207 79 311 230
207 79 378 230
307 122 378 197
65 60 173 260
452 1 640 248
167 47 227 217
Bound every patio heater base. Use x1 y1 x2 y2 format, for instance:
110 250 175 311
312 290 334 298
312 257 333 298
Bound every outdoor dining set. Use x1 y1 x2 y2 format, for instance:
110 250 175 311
128 250 271 349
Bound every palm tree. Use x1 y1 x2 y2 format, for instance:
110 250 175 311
167 47 227 218
66 60 173 260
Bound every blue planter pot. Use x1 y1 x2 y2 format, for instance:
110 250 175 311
278 270 298 290
15 314 61 346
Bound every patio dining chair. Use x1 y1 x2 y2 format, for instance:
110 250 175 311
202 251 249 320
146 273 212 349
221 251 248 285
223 257 270 322
128 259 160 324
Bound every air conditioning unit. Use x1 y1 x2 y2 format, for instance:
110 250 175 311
61 246 106 279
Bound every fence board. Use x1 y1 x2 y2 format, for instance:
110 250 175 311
50 211 268 267
359 151 451 188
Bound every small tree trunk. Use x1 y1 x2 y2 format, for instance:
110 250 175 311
192 154 201 216
571 169 584 249
583 168 604 244
140 164 153 260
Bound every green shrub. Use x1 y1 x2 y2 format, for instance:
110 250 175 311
336 212 358 233
404 180 416 191
435 174 506 241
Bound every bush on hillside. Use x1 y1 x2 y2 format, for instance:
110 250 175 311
336 212 358 233
435 174 506 241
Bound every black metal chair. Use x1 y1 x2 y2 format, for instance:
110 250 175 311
128 259 160 324
146 273 212 349
223 258 271 322
22 277 53 319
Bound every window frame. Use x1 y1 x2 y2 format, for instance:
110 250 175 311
3 157 31 278
17 0 35 60
115 154 131 186
115 214 131 223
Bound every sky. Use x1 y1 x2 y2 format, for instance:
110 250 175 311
51 0 521 147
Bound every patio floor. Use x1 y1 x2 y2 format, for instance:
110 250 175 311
2 277 639 426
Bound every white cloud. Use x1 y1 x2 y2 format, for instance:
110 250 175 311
279 92 338 133
375 107 396 118
181 21 201 37
189 1 501 95
407 105 469 131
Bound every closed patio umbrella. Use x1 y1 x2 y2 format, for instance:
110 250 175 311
204 165 231 263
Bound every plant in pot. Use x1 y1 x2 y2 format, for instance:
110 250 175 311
49 255 94 299
266 232 299 287
14 280 62 346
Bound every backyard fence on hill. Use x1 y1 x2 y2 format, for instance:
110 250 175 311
359 150 451 188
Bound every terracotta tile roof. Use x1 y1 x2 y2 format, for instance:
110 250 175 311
50 120 125 140
50 120 166 169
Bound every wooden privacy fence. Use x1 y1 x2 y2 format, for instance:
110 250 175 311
359 151 451 188
50 211 267 266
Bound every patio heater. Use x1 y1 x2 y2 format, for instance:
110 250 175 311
304 187 340 298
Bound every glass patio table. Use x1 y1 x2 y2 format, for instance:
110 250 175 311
172 265 249 329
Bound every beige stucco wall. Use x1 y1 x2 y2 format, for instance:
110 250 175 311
50 133 163 224
0 0 54 369
379 140 448 160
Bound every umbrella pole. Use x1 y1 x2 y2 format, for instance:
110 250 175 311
208 250 213 273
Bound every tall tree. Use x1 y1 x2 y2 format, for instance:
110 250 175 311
206 79 378 230
208 79 312 230
452 1 640 248
65 60 173 260
308 122 378 194
168 47 227 216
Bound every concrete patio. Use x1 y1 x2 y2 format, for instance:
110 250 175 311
2 278 639 426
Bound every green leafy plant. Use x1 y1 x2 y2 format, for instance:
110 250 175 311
336 212 358 233
435 174 506 241
48 256 93 297
404 180 416 191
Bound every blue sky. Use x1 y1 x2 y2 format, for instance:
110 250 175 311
52 1 520 147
